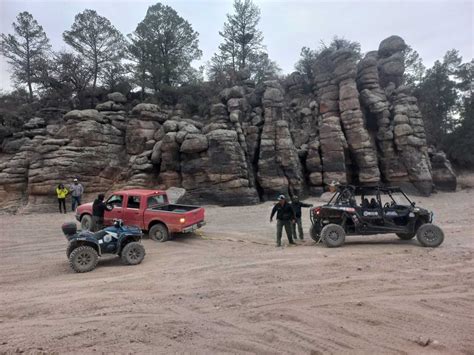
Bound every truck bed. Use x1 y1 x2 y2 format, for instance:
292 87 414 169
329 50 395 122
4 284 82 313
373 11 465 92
149 204 200 213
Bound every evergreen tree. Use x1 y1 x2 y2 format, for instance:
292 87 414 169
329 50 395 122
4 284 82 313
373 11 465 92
129 3 202 92
208 0 278 85
63 9 125 90
0 11 51 102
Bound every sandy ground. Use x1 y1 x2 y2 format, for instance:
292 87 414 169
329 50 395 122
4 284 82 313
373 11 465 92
1 190 473 354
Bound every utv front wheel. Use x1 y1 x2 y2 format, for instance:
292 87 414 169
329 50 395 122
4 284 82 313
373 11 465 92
149 224 169 242
81 214 93 231
321 224 346 248
396 232 415 240
416 223 444 247
309 225 321 243
69 246 99 273
121 242 146 265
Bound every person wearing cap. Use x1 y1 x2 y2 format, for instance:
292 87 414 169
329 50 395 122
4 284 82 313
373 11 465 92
270 194 296 247
290 196 313 240
92 193 112 231
69 178 84 212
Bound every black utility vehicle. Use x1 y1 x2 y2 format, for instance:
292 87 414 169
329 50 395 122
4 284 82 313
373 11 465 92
62 219 145 273
309 185 444 248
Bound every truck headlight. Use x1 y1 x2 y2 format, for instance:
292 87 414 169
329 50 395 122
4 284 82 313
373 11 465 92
180 217 186 224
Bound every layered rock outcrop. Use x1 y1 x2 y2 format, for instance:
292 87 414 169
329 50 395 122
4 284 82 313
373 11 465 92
0 36 456 212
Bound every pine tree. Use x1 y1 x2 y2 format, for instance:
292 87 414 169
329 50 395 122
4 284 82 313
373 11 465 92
1 11 51 102
63 9 125 90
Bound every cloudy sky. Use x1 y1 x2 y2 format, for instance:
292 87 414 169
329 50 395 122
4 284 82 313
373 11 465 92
0 0 472 91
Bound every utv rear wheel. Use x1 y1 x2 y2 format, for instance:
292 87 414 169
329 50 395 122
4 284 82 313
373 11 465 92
321 224 346 248
149 224 169 242
396 232 415 240
416 223 444 247
310 225 321 243
121 242 145 265
81 214 92 231
69 246 98 273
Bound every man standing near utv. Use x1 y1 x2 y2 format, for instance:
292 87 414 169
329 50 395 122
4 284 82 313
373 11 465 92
70 178 84 212
270 195 296 247
290 196 313 240
92 193 112 231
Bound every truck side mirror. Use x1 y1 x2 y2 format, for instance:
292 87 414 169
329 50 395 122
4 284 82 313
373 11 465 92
106 203 114 211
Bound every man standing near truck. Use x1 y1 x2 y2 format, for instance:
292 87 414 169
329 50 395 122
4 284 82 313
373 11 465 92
290 196 313 240
92 193 112 231
270 195 296 247
70 178 84 212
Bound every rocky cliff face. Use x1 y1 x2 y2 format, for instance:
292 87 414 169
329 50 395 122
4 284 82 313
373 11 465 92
0 36 456 212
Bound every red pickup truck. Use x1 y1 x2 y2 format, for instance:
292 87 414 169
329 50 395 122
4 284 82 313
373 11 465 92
75 189 205 242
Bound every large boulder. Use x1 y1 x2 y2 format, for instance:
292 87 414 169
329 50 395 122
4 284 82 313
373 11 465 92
107 92 127 103
180 134 208 153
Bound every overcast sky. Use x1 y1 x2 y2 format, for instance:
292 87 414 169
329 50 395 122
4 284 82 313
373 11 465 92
0 0 472 91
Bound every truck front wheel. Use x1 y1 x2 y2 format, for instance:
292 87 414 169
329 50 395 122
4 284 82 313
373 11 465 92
81 214 92 231
149 224 169 242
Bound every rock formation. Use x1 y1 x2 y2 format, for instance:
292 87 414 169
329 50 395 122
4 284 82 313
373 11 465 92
0 36 456 212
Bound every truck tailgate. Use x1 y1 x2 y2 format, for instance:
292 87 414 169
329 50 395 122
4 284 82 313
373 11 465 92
144 205 205 233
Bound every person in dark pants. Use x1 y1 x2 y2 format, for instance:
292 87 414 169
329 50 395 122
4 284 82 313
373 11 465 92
92 194 112 231
270 195 296 247
70 178 84 212
290 196 313 240
56 183 69 214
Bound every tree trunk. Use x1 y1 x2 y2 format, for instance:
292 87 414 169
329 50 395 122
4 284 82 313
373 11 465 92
26 37 33 103
141 67 145 101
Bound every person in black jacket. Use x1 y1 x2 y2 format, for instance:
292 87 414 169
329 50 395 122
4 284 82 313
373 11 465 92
92 194 112 231
290 196 313 240
270 195 296 247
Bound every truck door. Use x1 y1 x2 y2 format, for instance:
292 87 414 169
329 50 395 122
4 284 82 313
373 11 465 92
123 195 143 228
104 194 124 225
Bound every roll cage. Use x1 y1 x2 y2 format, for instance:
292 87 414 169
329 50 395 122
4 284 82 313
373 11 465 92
327 185 415 207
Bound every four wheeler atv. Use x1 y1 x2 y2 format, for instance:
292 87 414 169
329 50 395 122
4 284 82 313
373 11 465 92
62 219 145 273
309 185 444 248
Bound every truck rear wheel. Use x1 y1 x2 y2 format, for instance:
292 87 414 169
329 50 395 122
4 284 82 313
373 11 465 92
81 214 92 231
149 224 169 242
416 223 444 247
309 225 321 243
321 224 346 248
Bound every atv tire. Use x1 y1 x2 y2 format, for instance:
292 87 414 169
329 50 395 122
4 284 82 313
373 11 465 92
121 242 146 265
149 223 169 242
416 223 444 247
321 224 346 248
396 232 415 240
309 225 321 243
81 214 93 231
69 246 99 273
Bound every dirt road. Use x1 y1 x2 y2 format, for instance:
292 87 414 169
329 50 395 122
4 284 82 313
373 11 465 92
1 190 473 354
